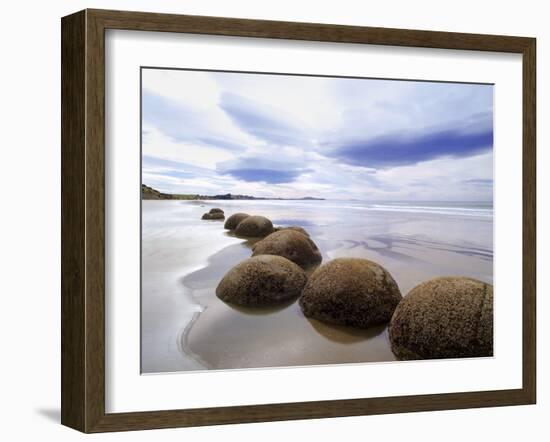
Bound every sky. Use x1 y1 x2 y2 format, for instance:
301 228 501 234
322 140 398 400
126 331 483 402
142 68 494 201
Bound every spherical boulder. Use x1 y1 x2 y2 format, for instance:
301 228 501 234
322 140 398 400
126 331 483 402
202 212 224 220
209 208 224 214
216 255 307 306
252 230 321 269
299 258 402 328
224 213 250 230
389 277 493 360
234 215 273 237
274 226 310 237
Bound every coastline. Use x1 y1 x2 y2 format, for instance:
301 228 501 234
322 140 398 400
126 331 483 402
140 200 245 373
141 200 493 373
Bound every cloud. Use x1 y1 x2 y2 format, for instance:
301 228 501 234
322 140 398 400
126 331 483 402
329 115 493 168
142 91 248 152
142 154 214 185
463 178 493 186
219 92 308 146
321 81 494 151
220 168 304 184
371 151 493 201
142 154 199 171
217 156 310 184
142 69 494 200
142 126 235 170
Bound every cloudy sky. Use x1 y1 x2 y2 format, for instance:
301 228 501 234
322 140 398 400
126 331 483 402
142 68 493 201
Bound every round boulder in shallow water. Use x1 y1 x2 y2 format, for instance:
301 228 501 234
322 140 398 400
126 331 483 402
224 213 250 230
201 212 224 220
252 230 321 269
216 255 307 306
389 277 493 360
299 258 402 328
234 215 273 237
274 226 310 237
209 208 224 214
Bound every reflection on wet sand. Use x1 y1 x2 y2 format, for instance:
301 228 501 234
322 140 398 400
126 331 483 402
307 319 386 344
141 199 492 373
181 240 396 370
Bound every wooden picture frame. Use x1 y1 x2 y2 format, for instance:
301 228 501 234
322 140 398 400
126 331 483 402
61 8 536 433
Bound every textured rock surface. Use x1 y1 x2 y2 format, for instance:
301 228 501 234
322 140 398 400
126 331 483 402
389 277 493 360
234 215 274 237
209 208 224 214
216 255 307 306
299 258 402 328
201 212 224 220
224 213 250 230
274 226 310 237
252 230 321 269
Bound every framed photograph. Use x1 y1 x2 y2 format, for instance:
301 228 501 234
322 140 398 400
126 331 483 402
61 9 536 433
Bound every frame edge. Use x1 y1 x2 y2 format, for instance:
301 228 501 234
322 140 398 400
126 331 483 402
61 9 87 433
521 37 536 405
60 8 537 433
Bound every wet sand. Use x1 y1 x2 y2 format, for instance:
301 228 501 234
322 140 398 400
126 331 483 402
182 240 396 369
141 200 493 373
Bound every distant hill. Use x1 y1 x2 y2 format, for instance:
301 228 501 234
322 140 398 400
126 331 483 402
141 184 324 201
142 184 174 200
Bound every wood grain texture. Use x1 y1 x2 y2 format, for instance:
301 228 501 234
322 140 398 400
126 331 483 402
89 8 533 52
61 10 86 432
85 9 107 432
522 38 537 403
60 8 537 433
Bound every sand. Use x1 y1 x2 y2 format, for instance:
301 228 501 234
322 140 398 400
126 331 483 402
141 200 493 373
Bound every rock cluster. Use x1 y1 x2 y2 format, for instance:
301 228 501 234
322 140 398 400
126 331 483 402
203 209 493 361
224 213 250 230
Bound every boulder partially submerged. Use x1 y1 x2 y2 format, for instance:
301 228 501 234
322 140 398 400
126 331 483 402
224 213 250 230
201 208 225 220
201 212 224 220
252 230 321 269
216 255 307 306
389 277 493 360
299 258 402 328
234 215 273 238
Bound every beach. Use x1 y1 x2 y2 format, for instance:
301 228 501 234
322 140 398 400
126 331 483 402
141 199 493 374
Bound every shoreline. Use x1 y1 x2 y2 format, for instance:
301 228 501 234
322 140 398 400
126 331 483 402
176 239 261 371
141 200 492 373
140 201 246 373
177 235 398 371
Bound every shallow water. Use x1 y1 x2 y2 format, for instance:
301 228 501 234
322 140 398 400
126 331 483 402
141 199 493 373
